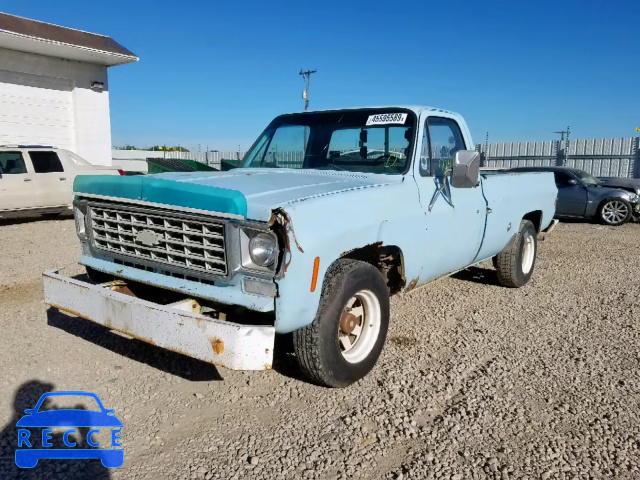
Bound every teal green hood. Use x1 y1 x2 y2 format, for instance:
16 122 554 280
74 175 248 217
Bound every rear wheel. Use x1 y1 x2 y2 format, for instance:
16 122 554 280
293 259 390 387
598 198 631 226
494 219 537 288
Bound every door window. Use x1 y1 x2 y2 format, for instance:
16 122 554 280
423 118 466 177
29 151 64 173
553 172 575 187
0 152 28 174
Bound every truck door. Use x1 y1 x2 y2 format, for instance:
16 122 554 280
27 150 70 208
0 151 36 211
554 171 587 216
413 116 487 281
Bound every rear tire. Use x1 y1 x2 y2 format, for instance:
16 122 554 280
494 219 537 288
293 259 390 387
598 198 632 226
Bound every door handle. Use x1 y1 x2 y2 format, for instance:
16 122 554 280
24 178 32 182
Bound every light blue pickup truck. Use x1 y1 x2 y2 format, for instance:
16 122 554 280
44 106 558 387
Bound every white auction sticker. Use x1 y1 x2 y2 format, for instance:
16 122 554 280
366 113 408 126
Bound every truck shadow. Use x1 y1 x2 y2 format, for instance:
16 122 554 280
46 309 222 382
271 333 310 383
0 380 111 480
451 266 500 286
0 213 73 227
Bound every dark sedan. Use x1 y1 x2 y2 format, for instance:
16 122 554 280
508 167 640 226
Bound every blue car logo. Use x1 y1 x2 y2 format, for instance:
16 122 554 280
15 391 123 469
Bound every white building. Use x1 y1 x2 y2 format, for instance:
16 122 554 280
0 12 137 165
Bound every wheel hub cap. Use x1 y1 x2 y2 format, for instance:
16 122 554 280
602 201 628 224
340 312 358 334
338 290 382 364
521 231 535 275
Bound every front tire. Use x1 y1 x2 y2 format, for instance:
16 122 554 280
598 198 632 226
293 259 390 387
494 219 537 288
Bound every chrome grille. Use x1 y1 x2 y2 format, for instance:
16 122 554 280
89 204 227 276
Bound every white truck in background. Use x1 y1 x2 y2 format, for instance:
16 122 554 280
0 146 121 219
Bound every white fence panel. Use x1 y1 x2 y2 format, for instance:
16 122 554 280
479 137 639 178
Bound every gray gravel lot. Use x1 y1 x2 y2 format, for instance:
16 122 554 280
0 217 639 479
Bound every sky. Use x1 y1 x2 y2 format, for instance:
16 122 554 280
2 0 639 151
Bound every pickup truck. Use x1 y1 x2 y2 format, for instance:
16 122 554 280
43 106 558 387
0 146 121 219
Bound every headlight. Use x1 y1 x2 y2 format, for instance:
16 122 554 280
249 232 278 267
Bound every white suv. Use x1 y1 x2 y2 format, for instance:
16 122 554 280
0 146 120 219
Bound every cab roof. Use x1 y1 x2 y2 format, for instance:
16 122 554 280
285 105 461 118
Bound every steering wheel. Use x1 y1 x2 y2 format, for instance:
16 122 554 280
370 153 402 168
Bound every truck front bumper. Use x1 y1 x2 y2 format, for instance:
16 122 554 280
43 270 275 370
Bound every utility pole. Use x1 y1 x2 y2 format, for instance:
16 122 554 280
299 69 317 111
554 126 570 166
554 126 570 141
483 132 489 167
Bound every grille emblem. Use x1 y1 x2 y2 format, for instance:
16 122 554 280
135 229 162 247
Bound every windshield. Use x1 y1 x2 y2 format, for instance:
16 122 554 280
241 109 416 175
573 169 601 186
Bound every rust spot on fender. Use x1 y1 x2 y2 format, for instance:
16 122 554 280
405 277 419 292
210 337 225 355
272 208 304 253
270 208 305 276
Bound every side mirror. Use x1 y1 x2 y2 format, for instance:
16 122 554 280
566 179 578 186
451 150 480 188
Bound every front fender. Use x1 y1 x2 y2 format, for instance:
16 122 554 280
272 182 422 333
273 207 381 334
585 188 635 218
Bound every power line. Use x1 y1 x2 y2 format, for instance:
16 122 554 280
299 69 317 111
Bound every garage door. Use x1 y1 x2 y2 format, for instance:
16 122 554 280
0 69 75 150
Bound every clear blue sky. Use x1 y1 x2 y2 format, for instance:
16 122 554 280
3 0 639 150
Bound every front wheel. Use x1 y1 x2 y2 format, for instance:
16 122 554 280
599 198 632 226
293 259 390 387
494 219 537 288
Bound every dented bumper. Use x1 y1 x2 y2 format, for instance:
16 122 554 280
43 270 275 370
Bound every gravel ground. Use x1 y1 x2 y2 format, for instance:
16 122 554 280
0 217 639 479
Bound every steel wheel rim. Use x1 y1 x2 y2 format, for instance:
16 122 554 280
602 201 628 224
521 230 535 275
338 290 381 364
